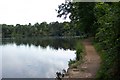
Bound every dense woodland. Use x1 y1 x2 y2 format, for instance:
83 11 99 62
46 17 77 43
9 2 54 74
1 21 84 38
1 1 120 79
57 1 120 79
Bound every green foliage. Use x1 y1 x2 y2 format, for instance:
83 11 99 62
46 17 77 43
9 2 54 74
57 1 120 79
1 2 120 79
1 21 84 38
94 2 120 79
94 42 118 79
57 1 96 35
75 41 83 61
68 41 84 67
75 48 82 61
68 59 76 67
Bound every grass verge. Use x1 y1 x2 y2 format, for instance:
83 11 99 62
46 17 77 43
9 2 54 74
68 40 85 68
93 42 117 80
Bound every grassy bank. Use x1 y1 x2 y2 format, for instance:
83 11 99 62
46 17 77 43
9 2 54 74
68 40 85 68
93 42 118 80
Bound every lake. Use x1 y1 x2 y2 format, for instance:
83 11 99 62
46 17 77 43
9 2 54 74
1 38 80 78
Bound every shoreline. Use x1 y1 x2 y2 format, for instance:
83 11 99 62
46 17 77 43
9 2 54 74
63 39 101 78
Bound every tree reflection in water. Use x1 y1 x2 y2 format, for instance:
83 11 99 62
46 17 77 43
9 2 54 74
2 37 80 50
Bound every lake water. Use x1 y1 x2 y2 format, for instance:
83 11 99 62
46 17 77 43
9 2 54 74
1 38 79 78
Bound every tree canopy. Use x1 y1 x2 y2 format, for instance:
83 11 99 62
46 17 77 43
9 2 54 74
57 1 120 79
2 21 85 38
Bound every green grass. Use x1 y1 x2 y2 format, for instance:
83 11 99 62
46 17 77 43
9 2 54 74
93 42 116 80
68 40 85 68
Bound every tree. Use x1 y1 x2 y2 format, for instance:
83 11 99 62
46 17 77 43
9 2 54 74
57 1 96 35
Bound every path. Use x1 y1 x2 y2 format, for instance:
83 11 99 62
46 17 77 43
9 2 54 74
65 39 101 78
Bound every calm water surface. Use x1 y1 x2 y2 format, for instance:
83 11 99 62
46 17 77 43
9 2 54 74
1 38 79 78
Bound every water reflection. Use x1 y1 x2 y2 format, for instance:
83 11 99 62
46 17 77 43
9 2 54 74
1 38 78 78
2 37 79 50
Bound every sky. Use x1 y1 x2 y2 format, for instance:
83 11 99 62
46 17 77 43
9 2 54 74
0 0 70 25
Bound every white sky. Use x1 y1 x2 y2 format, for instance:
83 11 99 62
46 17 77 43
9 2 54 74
0 0 70 25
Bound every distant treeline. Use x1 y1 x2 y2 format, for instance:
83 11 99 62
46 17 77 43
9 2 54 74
1 21 85 38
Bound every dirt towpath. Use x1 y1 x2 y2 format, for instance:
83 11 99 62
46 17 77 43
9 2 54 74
65 39 101 78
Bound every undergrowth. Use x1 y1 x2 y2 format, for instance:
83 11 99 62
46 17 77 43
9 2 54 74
68 40 85 68
93 42 119 80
